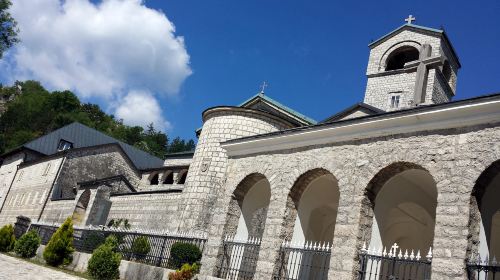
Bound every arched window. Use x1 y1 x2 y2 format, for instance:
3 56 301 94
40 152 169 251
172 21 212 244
385 46 420 71
442 60 452 83
150 173 159 185
177 170 188 184
163 172 174 184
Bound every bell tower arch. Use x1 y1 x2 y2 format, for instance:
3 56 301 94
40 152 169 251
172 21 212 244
363 17 461 112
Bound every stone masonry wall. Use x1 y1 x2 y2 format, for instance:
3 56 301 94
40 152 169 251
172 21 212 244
107 192 182 231
0 157 64 226
200 122 500 280
53 145 141 199
176 109 293 232
0 153 24 210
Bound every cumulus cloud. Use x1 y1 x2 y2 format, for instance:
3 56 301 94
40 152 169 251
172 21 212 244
5 0 192 130
115 90 171 131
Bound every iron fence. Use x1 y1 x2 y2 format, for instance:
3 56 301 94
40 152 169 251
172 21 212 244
217 236 261 280
358 243 432 280
30 222 207 268
273 240 332 280
467 255 500 280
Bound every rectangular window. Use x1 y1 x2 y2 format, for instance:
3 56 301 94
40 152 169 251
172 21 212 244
43 163 51 176
390 95 400 109
57 139 73 151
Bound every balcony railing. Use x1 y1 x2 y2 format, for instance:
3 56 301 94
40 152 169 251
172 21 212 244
358 242 432 280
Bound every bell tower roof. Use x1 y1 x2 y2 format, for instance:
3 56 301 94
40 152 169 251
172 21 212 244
369 23 461 68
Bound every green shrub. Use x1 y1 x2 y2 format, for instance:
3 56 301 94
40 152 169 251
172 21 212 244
168 263 200 280
0 224 16 252
14 229 41 258
43 217 75 266
168 242 202 270
130 236 150 259
87 235 121 280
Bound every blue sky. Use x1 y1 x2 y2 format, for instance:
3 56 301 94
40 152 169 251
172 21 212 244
3 0 500 141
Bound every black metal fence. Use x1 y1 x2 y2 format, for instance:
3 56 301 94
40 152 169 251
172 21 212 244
273 241 332 280
217 236 261 280
467 255 500 280
30 223 207 269
358 244 432 280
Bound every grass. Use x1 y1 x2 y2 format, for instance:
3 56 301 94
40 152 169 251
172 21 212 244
3 252 91 279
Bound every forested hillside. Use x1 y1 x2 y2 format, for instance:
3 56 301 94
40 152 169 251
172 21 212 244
0 81 195 158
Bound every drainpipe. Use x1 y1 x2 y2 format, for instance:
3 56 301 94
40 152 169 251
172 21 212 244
37 157 66 222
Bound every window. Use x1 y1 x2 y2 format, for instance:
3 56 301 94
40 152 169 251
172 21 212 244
150 173 159 185
57 139 73 151
43 163 51 176
163 172 174 184
390 95 400 109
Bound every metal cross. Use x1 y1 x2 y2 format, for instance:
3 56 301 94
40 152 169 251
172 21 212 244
260 81 268 94
405 15 416 24
391 243 399 254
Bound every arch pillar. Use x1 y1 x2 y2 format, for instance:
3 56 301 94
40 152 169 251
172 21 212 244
253 180 291 279
430 176 473 279
327 180 365 280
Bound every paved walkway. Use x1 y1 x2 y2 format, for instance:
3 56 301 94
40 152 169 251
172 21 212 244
0 254 84 280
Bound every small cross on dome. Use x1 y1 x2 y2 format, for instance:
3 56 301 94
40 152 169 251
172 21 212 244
405 15 416 24
260 81 268 94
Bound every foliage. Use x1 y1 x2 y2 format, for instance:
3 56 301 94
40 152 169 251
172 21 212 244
0 0 18 59
87 235 121 280
107 218 131 229
168 242 202 270
168 263 200 280
43 217 75 266
0 80 196 157
130 236 150 259
0 224 15 252
14 229 41 258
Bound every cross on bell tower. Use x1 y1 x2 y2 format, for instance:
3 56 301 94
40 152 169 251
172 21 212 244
259 81 268 94
405 15 416 24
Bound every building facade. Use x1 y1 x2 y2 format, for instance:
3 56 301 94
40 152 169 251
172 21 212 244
1 21 500 280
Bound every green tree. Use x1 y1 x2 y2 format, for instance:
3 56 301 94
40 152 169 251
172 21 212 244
87 235 121 280
0 0 18 59
0 224 15 252
14 229 41 258
43 217 75 266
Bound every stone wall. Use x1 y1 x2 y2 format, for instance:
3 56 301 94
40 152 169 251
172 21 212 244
0 152 24 209
53 145 141 199
39 198 76 224
107 192 182 231
200 122 500 280
0 157 64 226
176 108 294 232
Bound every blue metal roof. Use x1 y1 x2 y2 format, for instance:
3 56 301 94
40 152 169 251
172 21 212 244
22 122 164 170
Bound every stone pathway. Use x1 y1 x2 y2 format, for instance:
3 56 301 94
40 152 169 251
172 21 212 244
0 254 84 280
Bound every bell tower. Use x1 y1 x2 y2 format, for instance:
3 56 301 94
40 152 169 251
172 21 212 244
363 16 461 112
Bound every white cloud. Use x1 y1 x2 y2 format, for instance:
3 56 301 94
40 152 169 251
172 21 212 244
115 90 171 132
5 0 192 129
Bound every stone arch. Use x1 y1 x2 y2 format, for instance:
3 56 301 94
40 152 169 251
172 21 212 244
72 189 91 225
378 41 421 71
281 168 340 243
177 169 188 184
442 60 452 84
163 171 174 184
223 173 271 239
362 162 438 254
468 160 500 260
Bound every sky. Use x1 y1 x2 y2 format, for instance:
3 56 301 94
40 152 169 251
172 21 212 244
1 0 500 141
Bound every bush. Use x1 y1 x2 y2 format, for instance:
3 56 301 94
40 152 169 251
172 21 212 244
130 236 150 259
168 263 200 280
0 224 16 252
43 217 75 266
87 235 121 280
168 242 202 270
14 229 41 258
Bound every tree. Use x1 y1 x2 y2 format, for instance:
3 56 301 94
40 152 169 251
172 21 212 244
43 217 75 266
0 0 19 59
